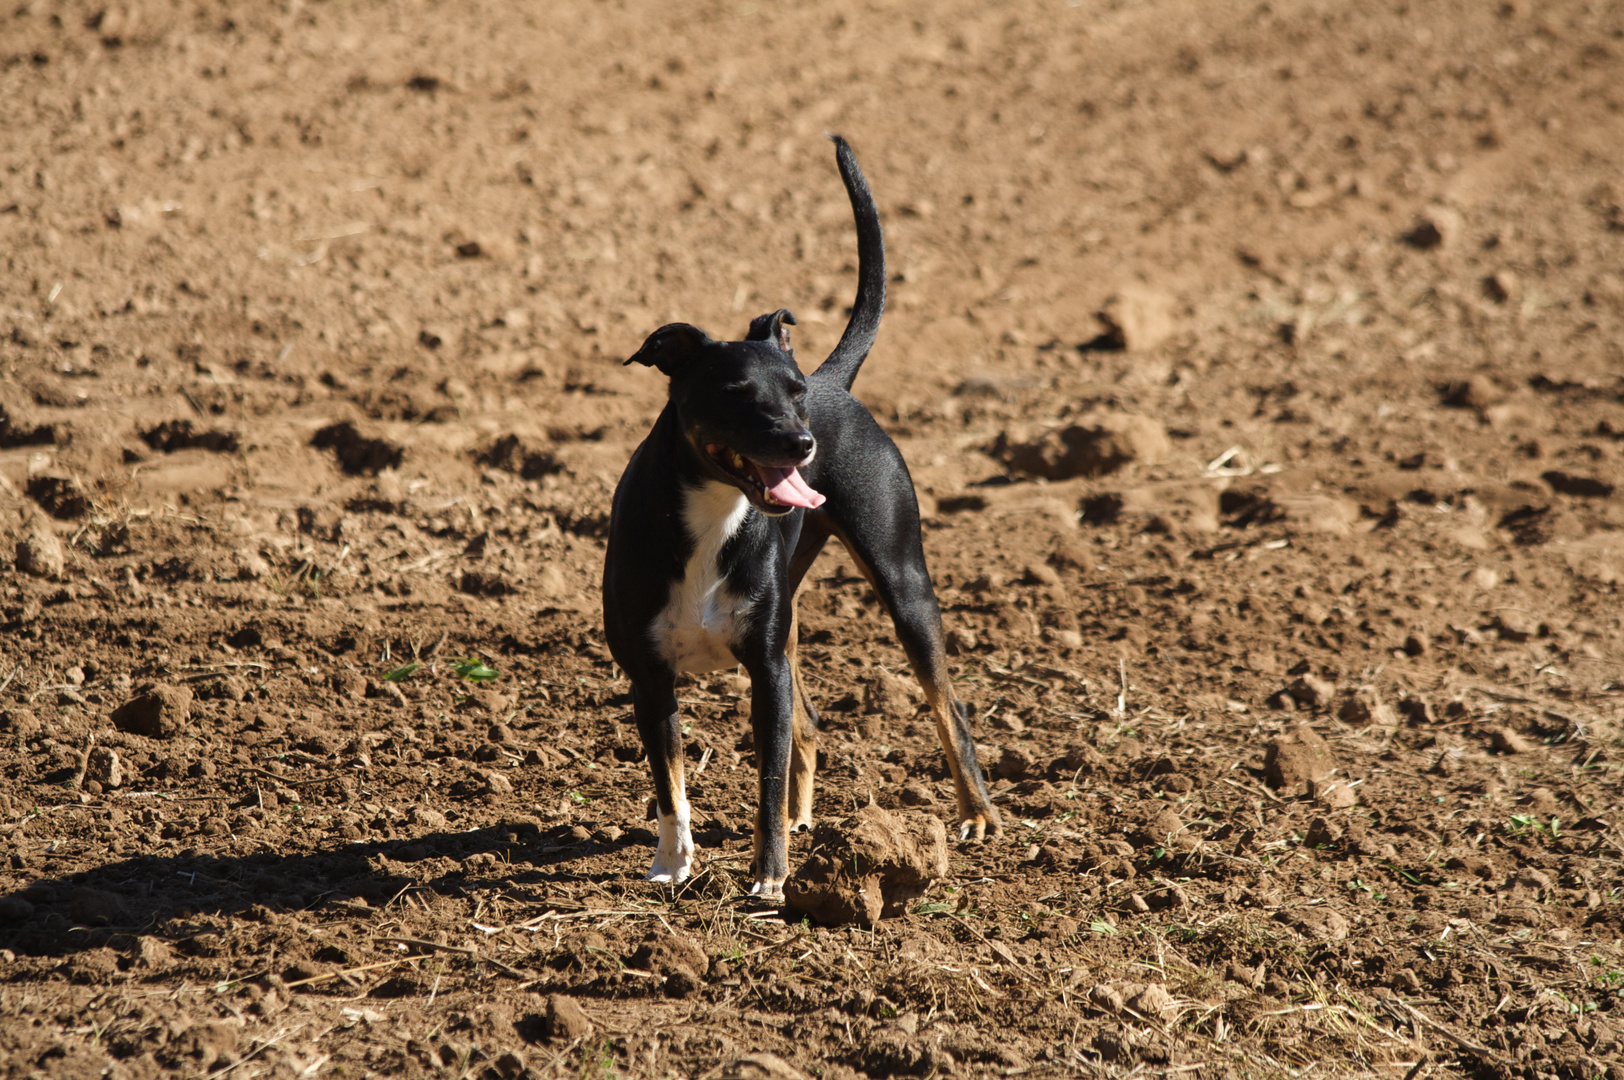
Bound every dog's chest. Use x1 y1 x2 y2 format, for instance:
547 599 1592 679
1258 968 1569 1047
650 482 753 674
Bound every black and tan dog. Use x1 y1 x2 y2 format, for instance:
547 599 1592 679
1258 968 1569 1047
602 137 1001 901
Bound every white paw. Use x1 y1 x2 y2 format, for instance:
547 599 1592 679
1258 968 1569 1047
646 810 694 884
749 877 786 902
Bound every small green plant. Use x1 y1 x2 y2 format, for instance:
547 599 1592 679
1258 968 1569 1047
452 657 500 683
1090 920 1118 935
1506 813 1558 837
382 662 421 682
567 791 590 806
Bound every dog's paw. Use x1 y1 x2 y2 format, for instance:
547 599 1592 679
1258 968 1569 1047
788 816 813 834
647 812 695 884
748 877 786 903
956 813 1002 842
647 847 695 884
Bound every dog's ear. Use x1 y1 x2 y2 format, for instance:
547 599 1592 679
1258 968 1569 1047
745 308 797 354
625 323 710 376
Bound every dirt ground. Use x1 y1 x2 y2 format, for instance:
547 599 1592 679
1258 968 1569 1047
3 0 1623 1077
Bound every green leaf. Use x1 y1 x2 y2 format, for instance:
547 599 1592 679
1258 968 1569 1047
915 901 953 915
452 657 500 683
382 662 422 682
1089 920 1118 935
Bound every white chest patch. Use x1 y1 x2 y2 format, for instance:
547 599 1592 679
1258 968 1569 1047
650 481 753 674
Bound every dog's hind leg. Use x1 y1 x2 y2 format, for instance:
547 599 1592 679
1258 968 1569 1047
786 600 819 833
632 677 695 883
833 525 1002 841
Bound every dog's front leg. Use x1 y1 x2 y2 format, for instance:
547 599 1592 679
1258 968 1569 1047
631 677 694 884
745 653 795 901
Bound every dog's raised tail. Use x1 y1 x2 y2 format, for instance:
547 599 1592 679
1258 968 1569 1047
814 135 886 392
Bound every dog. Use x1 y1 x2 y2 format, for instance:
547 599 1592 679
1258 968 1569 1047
602 136 1002 901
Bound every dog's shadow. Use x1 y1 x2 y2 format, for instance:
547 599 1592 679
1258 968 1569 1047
0 818 662 959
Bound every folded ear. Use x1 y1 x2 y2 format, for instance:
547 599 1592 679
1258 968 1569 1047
624 323 710 376
745 308 797 354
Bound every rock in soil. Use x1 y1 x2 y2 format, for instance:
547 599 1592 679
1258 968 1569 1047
109 684 193 739
784 805 949 927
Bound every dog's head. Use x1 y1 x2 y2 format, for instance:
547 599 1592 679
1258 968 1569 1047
626 310 824 515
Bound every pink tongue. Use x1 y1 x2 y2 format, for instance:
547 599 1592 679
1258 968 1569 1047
758 465 826 509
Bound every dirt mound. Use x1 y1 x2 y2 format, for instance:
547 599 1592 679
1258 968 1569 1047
784 805 950 927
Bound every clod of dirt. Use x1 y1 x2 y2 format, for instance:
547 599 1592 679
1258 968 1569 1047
1097 286 1176 351
1262 723 1337 795
1307 777 1357 808
863 669 920 719
1277 906 1351 942
1090 981 1178 1021
15 522 65 578
1542 470 1615 498
543 994 593 1041
234 547 271 580
708 1052 814 1080
479 434 563 479
140 419 240 454
1336 687 1396 727
627 930 708 997
783 805 949 927
0 708 42 737
994 746 1035 781
992 411 1170 480
68 887 127 927
110 684 193 739
1443 374 1507 410
1402 204 1463 249
84 747 125 789
24 473 90 519
1050 532 1095 573
1273 673 1336 711
1488 727 1534 754
311 421 404 475
1523 788 1559 816
0 404 57 448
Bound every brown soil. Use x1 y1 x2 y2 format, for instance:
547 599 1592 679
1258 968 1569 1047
2 1 1623 1078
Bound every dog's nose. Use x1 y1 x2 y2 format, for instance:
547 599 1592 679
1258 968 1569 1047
788 430 815 461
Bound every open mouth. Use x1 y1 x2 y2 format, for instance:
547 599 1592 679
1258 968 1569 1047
705 444 826 511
